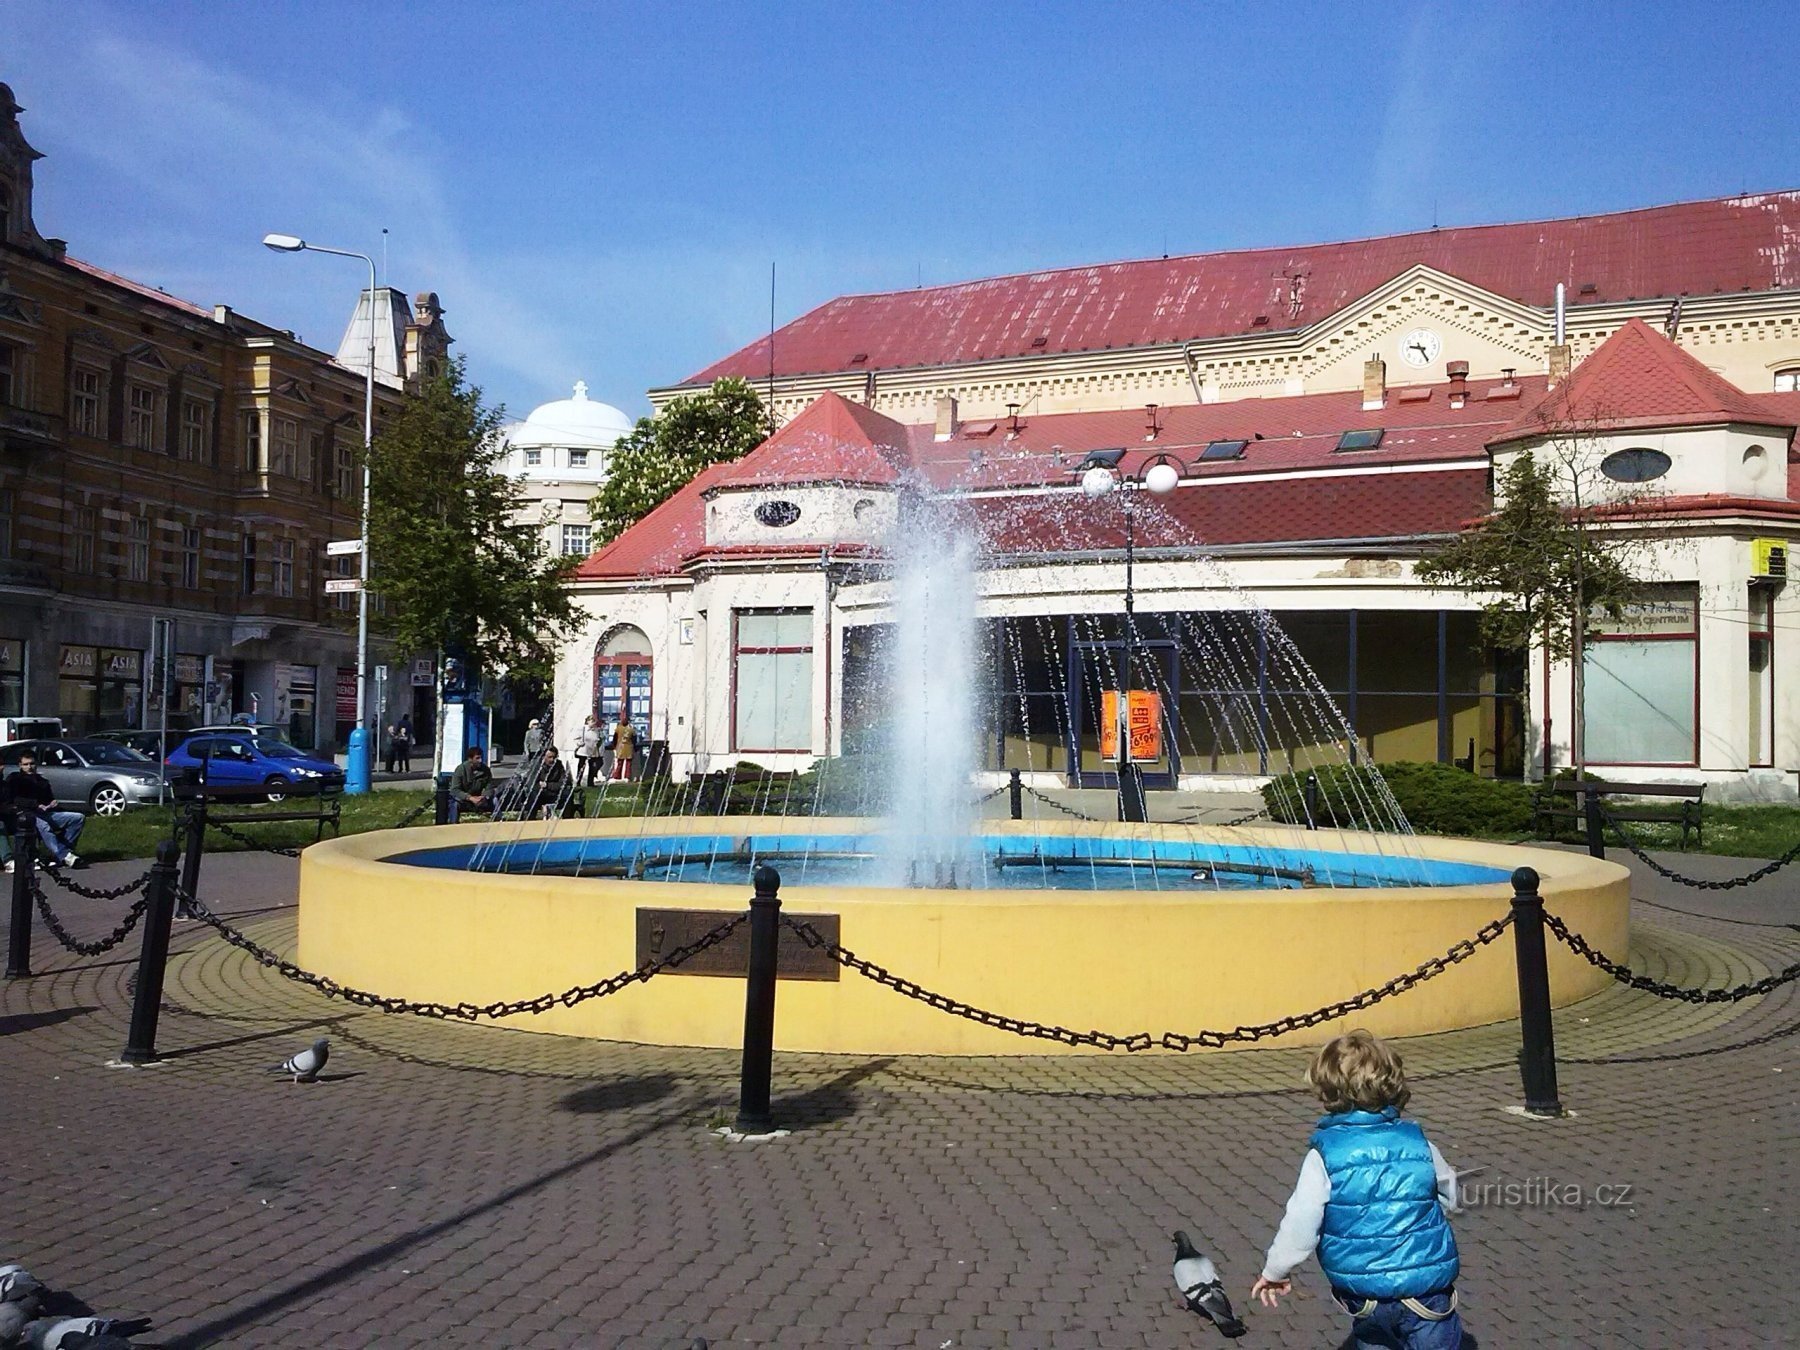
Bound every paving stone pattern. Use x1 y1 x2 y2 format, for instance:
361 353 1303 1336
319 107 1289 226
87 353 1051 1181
1 844 1797 1347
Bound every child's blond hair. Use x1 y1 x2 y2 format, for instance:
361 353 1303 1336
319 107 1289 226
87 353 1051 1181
1306 1029 1411 1113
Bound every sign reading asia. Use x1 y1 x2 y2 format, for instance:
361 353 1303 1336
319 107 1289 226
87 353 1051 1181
1099 689 1164 761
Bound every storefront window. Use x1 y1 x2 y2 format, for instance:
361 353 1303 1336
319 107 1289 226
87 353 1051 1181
1584 586 1698 766
57 645 143 735
0 638 22 717
734 610 812 753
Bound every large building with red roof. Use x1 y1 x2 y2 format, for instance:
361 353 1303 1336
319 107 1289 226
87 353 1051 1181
562 194 1800 796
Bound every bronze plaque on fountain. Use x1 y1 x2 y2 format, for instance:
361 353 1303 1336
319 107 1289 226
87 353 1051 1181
635 909 841 981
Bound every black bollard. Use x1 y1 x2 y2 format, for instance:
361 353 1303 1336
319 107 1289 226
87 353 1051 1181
735 864 782 1134
1303 772 1320 831
1118 763 1147 823
1582 783 1605 859
177 794 207 920
120 840 182 1064
1509 866 1564 1117
1008 768 1023 821
6 813 36 979
434 771 452 826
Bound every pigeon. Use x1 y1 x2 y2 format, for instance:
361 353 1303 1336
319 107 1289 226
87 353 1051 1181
0 1265 42 1303
269 1038 330 1083
0 1301 36 1346
22 1318 152 1350
1171 1230 1247 1338
57 1334 142 1350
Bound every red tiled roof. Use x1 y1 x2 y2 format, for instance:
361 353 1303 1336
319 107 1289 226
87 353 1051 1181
1492 318 1791 443
686 191 1800 383
708 391 912 490
574 462 737 580
63 256 211 318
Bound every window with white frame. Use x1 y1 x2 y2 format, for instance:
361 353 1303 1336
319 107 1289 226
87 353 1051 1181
73 506 96 574
180 526 200 589
561 522 591 556
181 397 209 461
70 367 102 434
1775 367 1800 392
272 538 294 597
568 448 588 468
335 436 356 498
127 516 150 582
127 384 160 451
523 448 542 467
1583 585 1698 766
244 410 262 471
306 431 324 485
241 533 257 594
732 609 814 752
271 417 298 477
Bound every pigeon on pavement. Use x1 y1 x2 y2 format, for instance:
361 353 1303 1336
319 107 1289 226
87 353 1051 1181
269 1038 330 1083
0 1266 42 1304
21 1316 153 1349
55 1333 141 1350
1171 1230 1247 1338
0 1301 35 1346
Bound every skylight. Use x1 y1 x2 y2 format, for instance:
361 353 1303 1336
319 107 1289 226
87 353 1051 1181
1335 428 1385 452
1199 439 1248 461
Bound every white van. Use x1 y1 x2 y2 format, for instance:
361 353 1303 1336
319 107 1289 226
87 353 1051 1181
0 716 63 745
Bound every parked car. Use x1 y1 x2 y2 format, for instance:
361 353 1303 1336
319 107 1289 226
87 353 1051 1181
0 738 165 815
186 723 291 743
90 728 193 760
164 734 344 800
0 717 64 744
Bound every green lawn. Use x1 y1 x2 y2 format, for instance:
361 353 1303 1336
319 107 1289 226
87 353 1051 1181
73 790 438 863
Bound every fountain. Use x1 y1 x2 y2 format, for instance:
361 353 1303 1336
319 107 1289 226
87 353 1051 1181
295 455 1630 1055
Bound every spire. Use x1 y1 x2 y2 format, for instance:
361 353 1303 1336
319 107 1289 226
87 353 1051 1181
573 380 589 401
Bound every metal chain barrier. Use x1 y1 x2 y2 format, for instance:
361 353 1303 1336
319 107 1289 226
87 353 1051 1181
780 912 1514 1051
1545 911 1800 1003
206 819 303 859
178 888 746 1020
31 881 154 956
1020 784 1106 823
1172 804 1269 827
1601 805 1800 891
38 864 156 901
970 783 1008 807
389 799 433 829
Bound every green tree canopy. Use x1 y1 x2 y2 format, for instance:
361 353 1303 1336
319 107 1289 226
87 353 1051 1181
589 377 768 545
1415 450 1639 666
365 359 579 682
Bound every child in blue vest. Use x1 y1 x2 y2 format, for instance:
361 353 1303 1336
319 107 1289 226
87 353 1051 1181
1251 1029 1465 1348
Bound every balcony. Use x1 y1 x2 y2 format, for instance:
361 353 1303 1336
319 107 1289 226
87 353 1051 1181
0 403 62 453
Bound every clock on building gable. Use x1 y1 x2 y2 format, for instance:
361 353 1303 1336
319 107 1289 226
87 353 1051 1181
1399 328 1442 368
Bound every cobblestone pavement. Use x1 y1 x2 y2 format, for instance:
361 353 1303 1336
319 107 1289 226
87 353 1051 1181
1 841 1796 1348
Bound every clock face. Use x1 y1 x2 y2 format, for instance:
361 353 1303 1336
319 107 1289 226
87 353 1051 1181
1399 328 1442 368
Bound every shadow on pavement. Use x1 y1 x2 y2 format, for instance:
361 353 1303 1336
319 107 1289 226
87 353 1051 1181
558 1071 680 1114
0 1005 98 1036
769 1055 895 1127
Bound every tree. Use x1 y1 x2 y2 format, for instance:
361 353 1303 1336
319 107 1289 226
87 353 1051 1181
589 378 768 545
365 359 580 685
1416 447 1646 777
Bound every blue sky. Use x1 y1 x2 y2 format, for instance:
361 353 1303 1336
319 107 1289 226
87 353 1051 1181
8 2 1798 421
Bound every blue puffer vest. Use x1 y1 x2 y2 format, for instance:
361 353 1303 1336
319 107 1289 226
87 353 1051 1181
1311 1107 1459 1299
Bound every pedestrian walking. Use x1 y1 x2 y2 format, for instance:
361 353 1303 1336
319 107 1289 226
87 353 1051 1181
1251 1029 1466 1348
523 718 546 759
609 712 637 781
396 714 414 772
383 723 401 775
576 714 603 786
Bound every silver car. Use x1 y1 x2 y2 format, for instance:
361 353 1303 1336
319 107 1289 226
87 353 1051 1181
0 738 166 815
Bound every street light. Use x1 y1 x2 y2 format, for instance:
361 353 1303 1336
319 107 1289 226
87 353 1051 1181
262 232 377 794
1077 450 1185 822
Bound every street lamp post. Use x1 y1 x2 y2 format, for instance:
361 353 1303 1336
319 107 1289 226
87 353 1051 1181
1080 452 1184 823
262 233 376 795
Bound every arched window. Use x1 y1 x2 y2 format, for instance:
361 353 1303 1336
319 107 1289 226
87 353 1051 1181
1774 367 1800 393
594 625 652 741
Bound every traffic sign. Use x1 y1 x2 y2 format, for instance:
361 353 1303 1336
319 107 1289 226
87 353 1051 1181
324 578 363 594
326 540 364 557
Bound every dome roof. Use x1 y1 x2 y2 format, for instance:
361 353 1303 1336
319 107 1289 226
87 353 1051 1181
510 381 635 450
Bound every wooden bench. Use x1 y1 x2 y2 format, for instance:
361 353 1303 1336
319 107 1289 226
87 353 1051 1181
173 778 344 842
1532 778 1706 849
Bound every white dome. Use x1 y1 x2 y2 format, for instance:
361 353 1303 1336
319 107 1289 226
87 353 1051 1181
510 381 634 450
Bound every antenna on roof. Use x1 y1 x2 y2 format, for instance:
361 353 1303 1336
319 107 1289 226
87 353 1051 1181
767 261 777 436
381 227 388 291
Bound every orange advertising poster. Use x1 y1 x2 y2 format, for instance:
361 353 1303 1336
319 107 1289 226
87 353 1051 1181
1099 689 1163 761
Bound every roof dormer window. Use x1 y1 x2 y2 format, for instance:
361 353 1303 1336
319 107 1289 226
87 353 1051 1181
1600 447 1671 483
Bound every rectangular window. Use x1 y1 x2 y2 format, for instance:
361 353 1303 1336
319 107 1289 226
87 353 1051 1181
241 533 257 595
272 418 298 477
1200 439 1248 461
335 438 356 498
73 506 96 574
180 527 200 589
273 538 295 597
306 431 324 485
0 343 13 405
733 609 813 752
1334 428 1385 452
127 516 150 582
561 522 591 556
1583 585 1698 766
568 449 588 468
244 410 262 471
523 448 542 467
127 385 159 451
181 398 209 461
71 367 102 434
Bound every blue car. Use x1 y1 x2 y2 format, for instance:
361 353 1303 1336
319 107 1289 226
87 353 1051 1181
165 733 344 800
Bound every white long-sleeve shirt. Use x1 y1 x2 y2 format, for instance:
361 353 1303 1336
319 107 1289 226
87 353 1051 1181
1261 1142 1458 1283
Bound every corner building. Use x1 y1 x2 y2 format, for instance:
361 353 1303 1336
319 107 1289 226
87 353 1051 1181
0 85 448 747
562 191 1800 797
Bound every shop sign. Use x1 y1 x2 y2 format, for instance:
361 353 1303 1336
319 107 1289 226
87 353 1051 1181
1588 588 1698 637
0 639 20 673
336 669 357 720
174 654 205 685
411 658 435 688
59 645 97 677
1099 689 1164 761
101 648 143 680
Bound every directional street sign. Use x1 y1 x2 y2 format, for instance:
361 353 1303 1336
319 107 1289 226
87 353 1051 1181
326 540 364 557
324 578 363 594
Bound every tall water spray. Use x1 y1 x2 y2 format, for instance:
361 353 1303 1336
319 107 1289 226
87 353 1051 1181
880 487 983 886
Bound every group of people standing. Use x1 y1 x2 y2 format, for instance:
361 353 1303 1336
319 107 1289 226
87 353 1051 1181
573 712 637 786
444 711 639 822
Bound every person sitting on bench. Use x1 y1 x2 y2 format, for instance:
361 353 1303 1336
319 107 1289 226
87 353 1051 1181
447 745 496 822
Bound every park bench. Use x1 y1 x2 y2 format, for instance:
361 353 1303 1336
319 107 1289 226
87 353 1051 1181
173 777 344 842
1532 778 1706 849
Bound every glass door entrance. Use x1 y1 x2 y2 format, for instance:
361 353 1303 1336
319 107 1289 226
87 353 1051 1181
1068 639 1178 788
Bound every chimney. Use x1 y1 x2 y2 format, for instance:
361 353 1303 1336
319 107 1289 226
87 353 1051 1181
933 394 958 441
1547 344 1572 387
1361 355 1386 411
1446 360 1469 408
